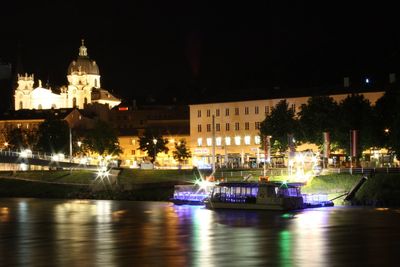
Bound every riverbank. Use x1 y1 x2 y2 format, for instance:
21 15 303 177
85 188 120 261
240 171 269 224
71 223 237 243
1 169 400 206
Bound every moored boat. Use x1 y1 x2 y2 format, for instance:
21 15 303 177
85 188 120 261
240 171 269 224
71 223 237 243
171 184 212 205
204 181 332 211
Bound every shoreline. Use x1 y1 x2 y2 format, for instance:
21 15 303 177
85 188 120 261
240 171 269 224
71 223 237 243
1 170 400 207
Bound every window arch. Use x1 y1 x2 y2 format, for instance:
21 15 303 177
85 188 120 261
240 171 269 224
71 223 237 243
84 97 88 106
72 97 77 108
19 101 23 109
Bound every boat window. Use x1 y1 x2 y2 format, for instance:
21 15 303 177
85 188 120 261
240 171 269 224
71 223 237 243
277 187 300 197
251 187 258 197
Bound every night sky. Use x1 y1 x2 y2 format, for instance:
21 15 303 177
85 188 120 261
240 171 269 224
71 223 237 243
1 1 399 107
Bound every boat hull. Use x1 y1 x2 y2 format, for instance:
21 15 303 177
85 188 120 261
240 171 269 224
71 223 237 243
171 199 205 206
205 197 304 211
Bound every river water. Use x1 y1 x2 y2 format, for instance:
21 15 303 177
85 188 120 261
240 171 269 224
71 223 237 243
1 198 400 267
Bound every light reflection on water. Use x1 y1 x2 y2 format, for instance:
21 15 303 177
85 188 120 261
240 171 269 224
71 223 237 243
1 198 400 266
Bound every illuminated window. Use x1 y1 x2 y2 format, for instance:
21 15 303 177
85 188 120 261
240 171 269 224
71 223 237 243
216 123 220 132
245 122 249 130
235 136 241 145
216 137 222 146
206 138 212 146
255 122 260 129
197 138 202 146
244 135 251 145
235 107 239 115
265 106 270 115
207 124 211 132
207 109 211 117
226 123 230 131
216 109 220 117
235 122 239 131
245 107 249 115
197 124 202 132
197 110 201 117
255 136 261 145
255 106 259 114
225 108 230 116
225 137 231 146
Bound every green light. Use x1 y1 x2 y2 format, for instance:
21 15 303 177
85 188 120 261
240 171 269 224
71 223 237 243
281 213 293 219
279 230 292 267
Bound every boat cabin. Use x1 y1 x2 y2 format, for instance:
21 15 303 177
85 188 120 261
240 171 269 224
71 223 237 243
209 181 303 204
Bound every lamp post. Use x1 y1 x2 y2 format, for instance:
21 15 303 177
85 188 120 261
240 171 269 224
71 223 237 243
153 138 157 165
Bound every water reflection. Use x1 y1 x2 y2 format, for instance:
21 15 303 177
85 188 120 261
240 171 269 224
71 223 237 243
1 200 400 266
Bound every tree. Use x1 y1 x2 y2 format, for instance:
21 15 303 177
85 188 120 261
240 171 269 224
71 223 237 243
173 139 191 167
374 87 400 157
259 100 298 153
298 96 339 147
138 130 169 163
4 127 36 150
36 117 69 153
335 94 375 155
374 88 400 150
84 120 122 156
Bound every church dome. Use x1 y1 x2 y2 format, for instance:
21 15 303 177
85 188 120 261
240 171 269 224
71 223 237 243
68 40 100 75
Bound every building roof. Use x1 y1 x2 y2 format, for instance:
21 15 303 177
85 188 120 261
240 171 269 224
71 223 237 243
67 40 99 75
0 108 77 121
91 88 121 102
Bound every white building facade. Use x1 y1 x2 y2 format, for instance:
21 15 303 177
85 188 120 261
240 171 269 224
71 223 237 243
15 40 121 110
189 92 385 168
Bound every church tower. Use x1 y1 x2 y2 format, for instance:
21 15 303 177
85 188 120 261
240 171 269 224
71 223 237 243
14 73 34 110
66 39 100 108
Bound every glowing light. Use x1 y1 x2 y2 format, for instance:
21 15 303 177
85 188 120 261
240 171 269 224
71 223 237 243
244 135 251 145
197 138 202 146
118 107 129 111
77 141 82 147
225 137 231 145
206 138 212 146
4 142 8 147
288 151 320 183
234 136 241 145
20 163 28 171
20 149 32 158
194 179 215 192
215 137 222 146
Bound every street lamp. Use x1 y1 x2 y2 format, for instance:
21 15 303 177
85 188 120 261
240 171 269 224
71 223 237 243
153 138 158 164
77 141 82 147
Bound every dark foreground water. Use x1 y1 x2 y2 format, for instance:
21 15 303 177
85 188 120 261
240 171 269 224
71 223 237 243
1 199 400 267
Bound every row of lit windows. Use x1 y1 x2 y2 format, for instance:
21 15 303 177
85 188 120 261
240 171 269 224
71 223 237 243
196 104 296 118
197 136 261 146
197 122 261 132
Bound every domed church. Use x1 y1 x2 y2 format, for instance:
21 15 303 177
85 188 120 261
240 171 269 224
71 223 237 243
14 40 121 110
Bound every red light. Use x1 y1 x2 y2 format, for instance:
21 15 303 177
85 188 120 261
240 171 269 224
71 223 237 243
118 107 129 111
